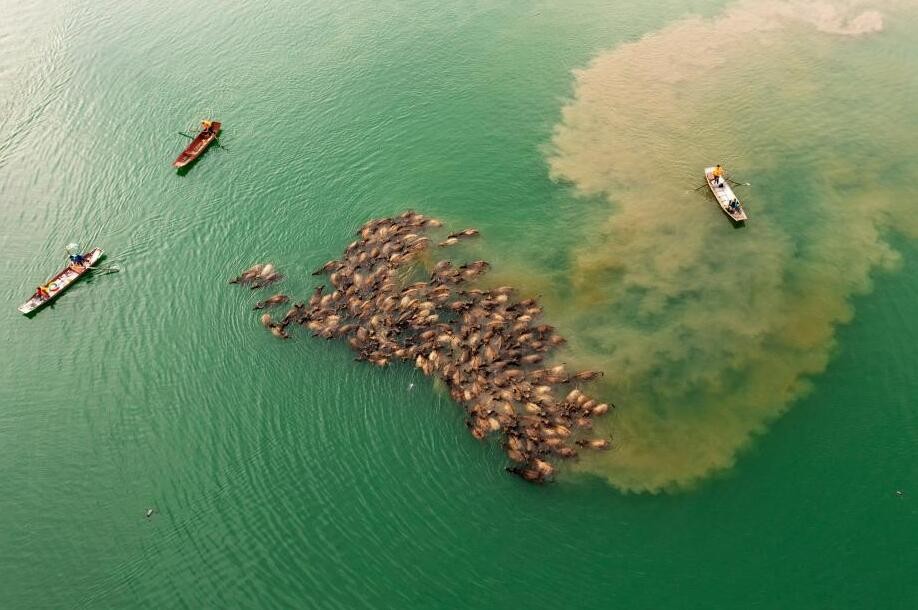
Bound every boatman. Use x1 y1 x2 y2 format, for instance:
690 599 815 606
68 251 87 272
201 120 213 132
35 284 50 300
712 164 725 187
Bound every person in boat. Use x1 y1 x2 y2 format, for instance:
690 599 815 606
35 284 50 300
201 120 213 134
712 164 725 187
68 252 87 272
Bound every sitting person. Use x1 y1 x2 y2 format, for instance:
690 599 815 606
68 252 88 272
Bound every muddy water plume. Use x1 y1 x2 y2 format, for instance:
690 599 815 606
546 0 918 491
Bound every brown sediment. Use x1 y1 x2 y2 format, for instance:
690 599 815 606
544 0 913 492
237 211 614 483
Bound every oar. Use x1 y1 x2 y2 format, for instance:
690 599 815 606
179 131 229 151
87 264 121 274
727 177 751 187
693 182 709 191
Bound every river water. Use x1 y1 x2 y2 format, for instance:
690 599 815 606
1 0 916 607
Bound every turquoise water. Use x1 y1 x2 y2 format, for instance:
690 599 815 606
1 0 916 606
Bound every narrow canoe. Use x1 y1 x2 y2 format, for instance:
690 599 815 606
18 248 103 314
173 121 221 168
704 166 748 223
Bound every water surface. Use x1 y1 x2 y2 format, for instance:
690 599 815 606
1 0 916 607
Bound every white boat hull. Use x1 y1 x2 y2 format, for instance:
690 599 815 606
18 248 103 314
704 166 748 223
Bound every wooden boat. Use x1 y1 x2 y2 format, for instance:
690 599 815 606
705 166 748 223
173 120 221 168
18 248 103 314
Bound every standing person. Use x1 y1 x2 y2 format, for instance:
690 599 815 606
712 164 725 187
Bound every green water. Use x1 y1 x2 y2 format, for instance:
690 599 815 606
2 0 916 607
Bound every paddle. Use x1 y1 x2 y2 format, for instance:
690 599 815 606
726 177 751 187
85 264 121 274
178 131 229 151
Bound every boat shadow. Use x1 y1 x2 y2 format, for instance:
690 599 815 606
175 154 205 176
23 302 54 319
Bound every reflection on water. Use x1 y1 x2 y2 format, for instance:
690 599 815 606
546 0 916 491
